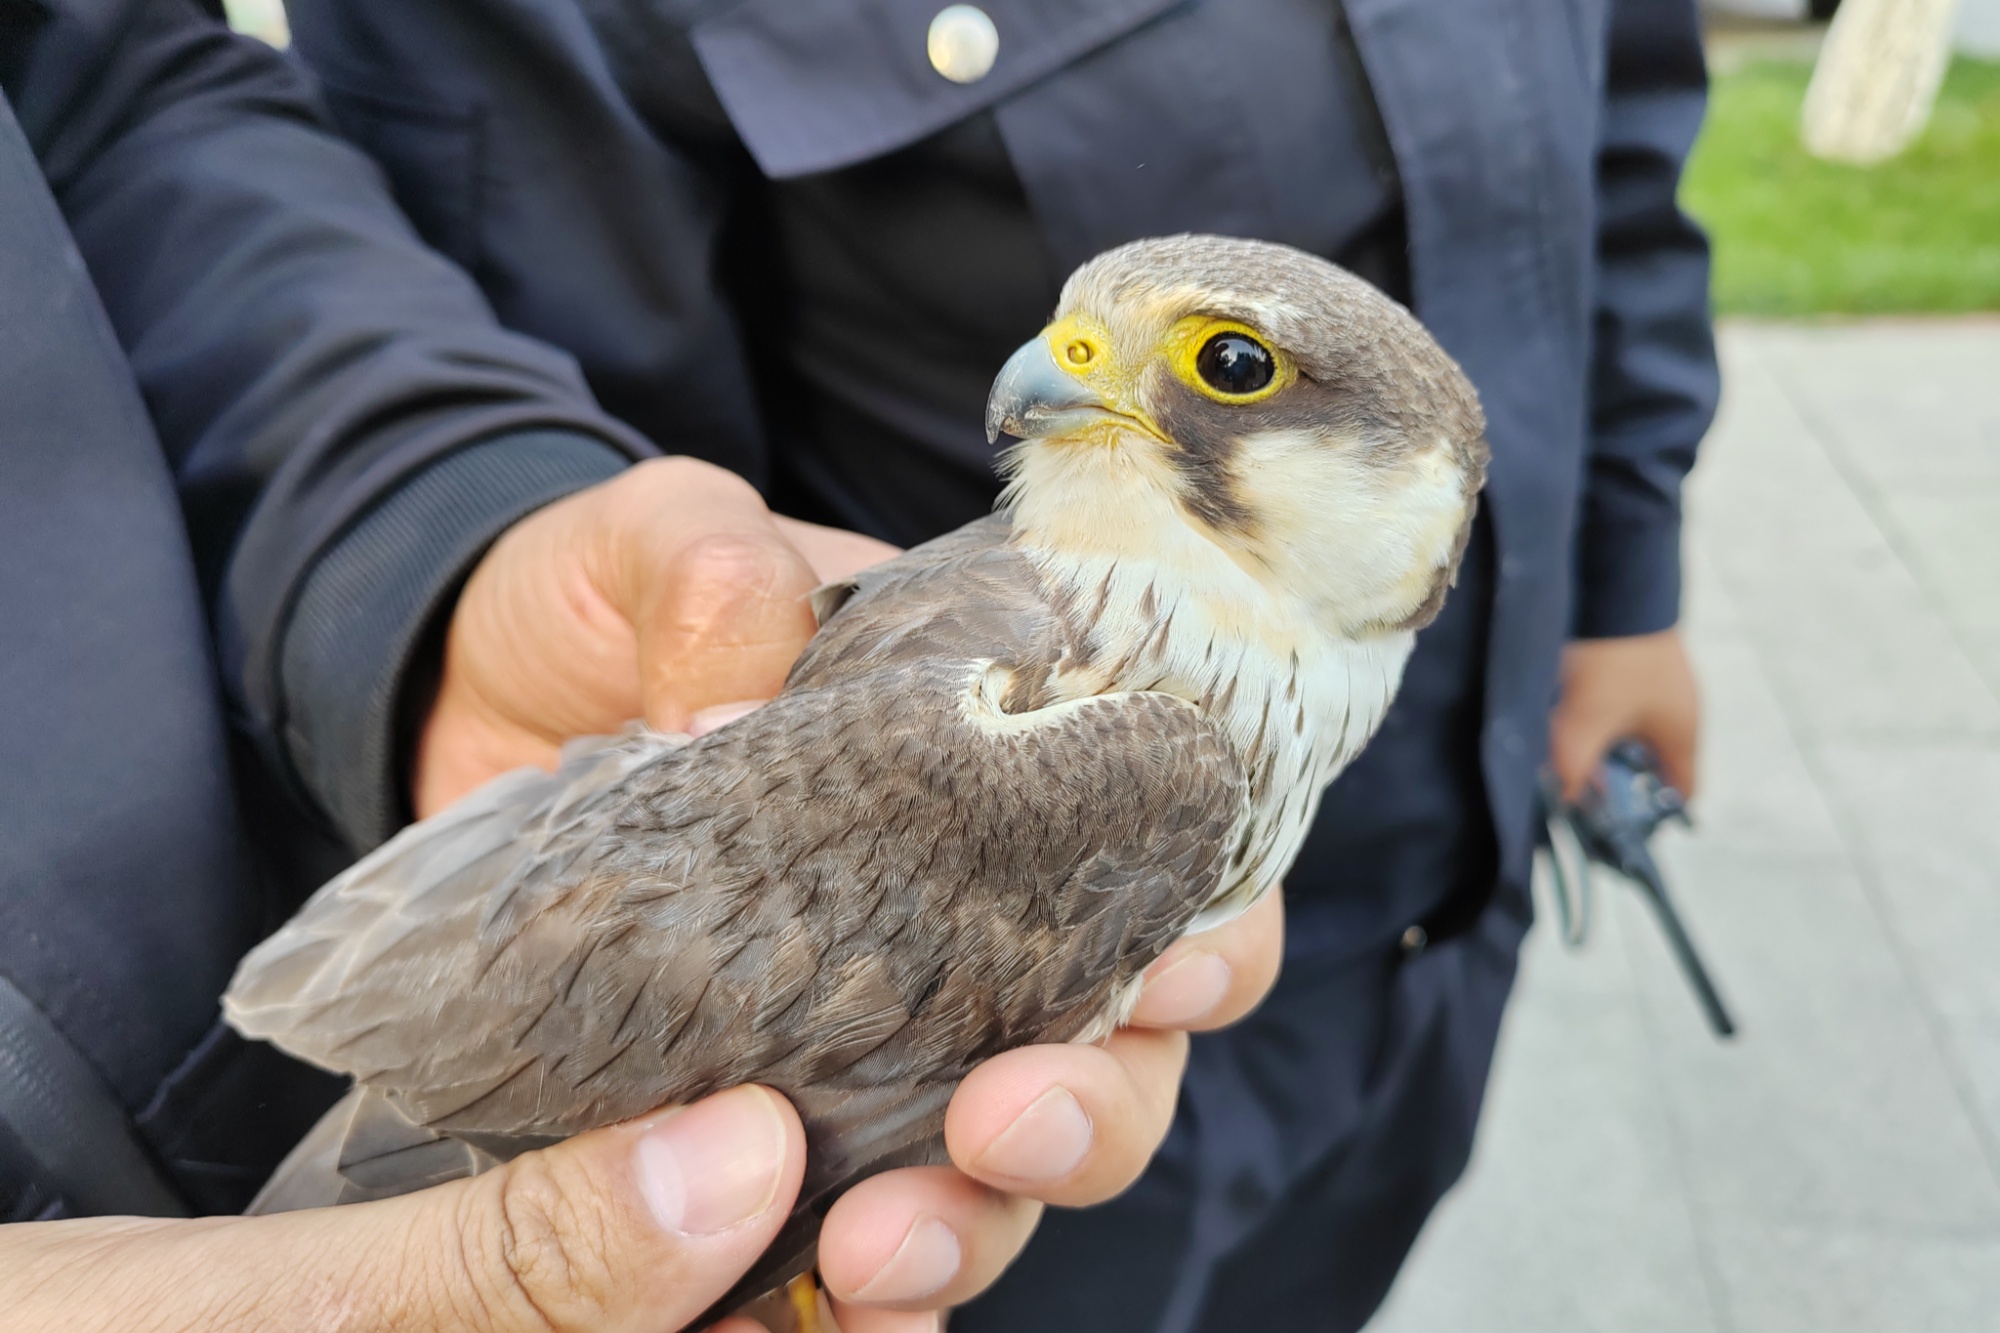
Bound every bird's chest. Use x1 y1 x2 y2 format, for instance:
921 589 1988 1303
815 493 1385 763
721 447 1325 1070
1042 564 1405 923
1201 648 1384 922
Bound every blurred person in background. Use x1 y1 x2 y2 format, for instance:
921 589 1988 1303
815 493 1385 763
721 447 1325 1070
0 2 1274 1326
278 0 1719 1328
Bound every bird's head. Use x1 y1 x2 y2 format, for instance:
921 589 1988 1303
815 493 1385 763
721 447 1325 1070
988 235 1488 639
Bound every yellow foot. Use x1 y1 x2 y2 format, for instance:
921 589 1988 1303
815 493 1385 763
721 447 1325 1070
787 1272 826 1333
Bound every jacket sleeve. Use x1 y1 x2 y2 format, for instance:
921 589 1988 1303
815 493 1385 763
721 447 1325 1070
1575 0 1720 640
8 0 659 850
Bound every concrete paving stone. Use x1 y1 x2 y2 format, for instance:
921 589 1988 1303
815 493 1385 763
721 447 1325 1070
1874 489 2000 695
1678 636 1848 853
1369 912 1719 1333
1621 846 2000 1233
1936 1016 2000 1164
1639 837 1864 1022
1703 1221 2000 1333
1814 742 2000 1142
1749 322 2000 490
1682 536 1752 644
1693 332 2000 740
1636 603 2000 1234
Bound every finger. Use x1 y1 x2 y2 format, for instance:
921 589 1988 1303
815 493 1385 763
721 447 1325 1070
1639 701 1701 800
588 459 820 733
942 1027 1188 1208
1128 888 1284 1030
818 1166 1040 1312
625 526 808 732
629 528 822 733
1548 698 1621 803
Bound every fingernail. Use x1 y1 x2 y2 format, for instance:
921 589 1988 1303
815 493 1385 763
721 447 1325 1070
970 1085 1093 1185
853 1214 962 1303
1129 950 1232 1027
690 700 767 737
636 1086 787 1236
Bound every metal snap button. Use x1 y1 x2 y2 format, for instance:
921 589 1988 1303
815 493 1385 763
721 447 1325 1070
1400 924 1428 954
928 5 999 84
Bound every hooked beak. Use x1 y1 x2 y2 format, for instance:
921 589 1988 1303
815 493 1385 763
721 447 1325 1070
985 337 1126 444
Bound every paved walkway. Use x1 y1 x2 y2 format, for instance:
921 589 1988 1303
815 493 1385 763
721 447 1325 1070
1369 320 2000 1333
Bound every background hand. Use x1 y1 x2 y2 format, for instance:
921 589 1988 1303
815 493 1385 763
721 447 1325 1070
1548 626 1701 801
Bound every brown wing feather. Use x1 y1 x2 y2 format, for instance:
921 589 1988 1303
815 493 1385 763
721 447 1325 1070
226 518 1246 1305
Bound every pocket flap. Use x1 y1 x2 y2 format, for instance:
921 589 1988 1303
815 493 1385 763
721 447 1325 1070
692 0 1179 178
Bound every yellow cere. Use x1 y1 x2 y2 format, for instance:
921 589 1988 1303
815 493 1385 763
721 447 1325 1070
1042 315 1112 378
1037 313 1168 443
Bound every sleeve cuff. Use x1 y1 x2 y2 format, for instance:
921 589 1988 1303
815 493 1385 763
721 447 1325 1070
277 430 629 850
1571 513 1684 640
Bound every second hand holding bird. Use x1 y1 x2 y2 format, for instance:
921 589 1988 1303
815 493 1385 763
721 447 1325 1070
412 453 1285 1327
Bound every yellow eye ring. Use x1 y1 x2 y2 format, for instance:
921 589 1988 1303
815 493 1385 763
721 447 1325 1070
1168 318 1291 404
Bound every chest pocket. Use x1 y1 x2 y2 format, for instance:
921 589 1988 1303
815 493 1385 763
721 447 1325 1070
690 0 1178 179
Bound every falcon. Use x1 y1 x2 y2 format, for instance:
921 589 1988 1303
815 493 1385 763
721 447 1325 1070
223 234 1489 1316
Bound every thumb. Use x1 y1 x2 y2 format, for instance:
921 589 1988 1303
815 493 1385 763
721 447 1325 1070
0 1085 804 1333
627 527 822 735
405 1084 807 1332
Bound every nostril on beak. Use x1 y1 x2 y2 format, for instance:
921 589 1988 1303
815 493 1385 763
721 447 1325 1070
1063 338 1098 368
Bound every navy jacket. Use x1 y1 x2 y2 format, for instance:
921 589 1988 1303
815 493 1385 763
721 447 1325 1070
0 0 660 1216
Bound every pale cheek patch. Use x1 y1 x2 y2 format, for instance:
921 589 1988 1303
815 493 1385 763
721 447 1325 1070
1382 446 1475 602
1225 432 1469 632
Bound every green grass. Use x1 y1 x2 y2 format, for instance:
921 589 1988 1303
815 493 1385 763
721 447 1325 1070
1683 57 2000 315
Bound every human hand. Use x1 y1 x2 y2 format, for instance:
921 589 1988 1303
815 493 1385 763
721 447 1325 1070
0 1084 808 1333
415 457 898 817
1548 627 1701 801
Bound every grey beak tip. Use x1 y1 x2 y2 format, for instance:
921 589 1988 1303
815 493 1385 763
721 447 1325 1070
987 337 1094 446
986 339 1043 444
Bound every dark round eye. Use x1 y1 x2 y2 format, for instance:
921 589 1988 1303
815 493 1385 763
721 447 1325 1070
1195 333 1275 396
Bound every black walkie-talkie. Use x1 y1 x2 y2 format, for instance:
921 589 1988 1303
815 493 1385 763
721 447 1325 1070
1538 740 1737 1039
